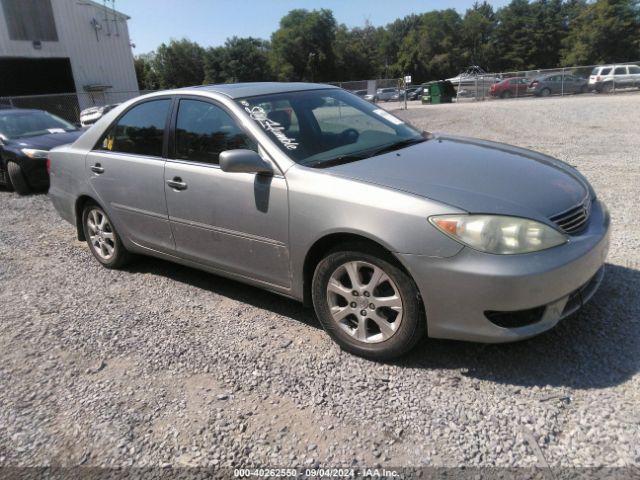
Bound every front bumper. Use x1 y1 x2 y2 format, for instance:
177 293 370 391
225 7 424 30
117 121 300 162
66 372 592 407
399 200 610 342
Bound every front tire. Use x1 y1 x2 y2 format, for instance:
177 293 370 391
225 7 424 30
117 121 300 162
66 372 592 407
7 161 30 195
82 203 131 268
312 247 425 360
540 88 551 97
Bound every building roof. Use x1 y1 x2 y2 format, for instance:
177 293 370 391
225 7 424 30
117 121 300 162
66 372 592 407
81 0 130 20
188 82 338 99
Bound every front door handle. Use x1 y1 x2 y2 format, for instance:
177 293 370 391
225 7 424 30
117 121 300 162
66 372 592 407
166 177 187 190
90 163 104 174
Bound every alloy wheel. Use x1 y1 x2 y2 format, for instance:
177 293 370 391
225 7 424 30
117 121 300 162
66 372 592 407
86 208 116 261
326 260 403 344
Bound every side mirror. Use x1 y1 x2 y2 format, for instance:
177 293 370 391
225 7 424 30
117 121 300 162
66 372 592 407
219 149 273 175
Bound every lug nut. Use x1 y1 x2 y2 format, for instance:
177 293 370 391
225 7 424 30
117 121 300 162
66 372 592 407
369 303 375 309
350 302 357 308
363 291 370 297
352 291 359 296
360 310 367 316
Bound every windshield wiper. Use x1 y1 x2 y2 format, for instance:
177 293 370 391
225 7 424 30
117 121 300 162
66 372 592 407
306 152 372 169
365 137 427 157
306 136 428 169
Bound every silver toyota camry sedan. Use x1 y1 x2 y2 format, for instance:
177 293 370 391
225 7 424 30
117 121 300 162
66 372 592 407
48 83 610 360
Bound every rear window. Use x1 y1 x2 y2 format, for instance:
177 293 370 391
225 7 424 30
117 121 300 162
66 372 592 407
629 66 640 74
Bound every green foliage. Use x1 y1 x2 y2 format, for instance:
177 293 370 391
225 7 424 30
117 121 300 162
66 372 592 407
133 53 159 90
133 0 640 88
395 9 467 80
269 9 338 81
561 0 640 65
152 39 205 89
205 37 271 83
334 22 385 80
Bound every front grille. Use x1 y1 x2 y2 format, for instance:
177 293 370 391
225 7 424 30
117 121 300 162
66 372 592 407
550 199 591 235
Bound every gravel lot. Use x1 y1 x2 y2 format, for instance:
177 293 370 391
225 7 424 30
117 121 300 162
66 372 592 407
1 94 638 470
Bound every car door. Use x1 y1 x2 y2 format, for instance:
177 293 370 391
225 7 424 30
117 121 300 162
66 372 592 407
518 77 529 95
164 96 290 288
613 66 628 88
628 66 640 86
563 75 577 93
87 97 175 253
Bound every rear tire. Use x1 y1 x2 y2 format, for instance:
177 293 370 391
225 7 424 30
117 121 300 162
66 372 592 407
540 88 551 97
7 161 30 195
501 91 512 99
311 246 425 360
82 203 131 269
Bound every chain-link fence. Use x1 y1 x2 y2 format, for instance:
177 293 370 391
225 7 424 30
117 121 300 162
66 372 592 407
0 90 143 124
2 60 639 123
330 61 640 105
448 60 640 102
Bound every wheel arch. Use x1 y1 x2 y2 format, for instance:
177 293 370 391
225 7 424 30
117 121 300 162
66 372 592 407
301 231 415 307
74 194 101 241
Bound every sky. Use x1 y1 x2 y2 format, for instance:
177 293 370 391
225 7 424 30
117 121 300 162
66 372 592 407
118 0 510 55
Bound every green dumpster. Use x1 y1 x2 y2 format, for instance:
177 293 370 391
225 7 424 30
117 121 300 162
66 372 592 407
421 80 455 104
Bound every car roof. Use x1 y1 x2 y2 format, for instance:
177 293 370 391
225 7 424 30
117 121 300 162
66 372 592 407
187 82 338 99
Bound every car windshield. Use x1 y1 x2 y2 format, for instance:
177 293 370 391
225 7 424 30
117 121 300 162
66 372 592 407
0 110 76 140
236 89 426 167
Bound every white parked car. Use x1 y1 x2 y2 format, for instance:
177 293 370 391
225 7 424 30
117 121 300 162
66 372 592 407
364 87 399 102
588 65 640 93
79 104 119 127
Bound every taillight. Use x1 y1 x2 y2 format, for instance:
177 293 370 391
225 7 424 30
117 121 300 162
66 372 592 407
46 155 51 174
596 76 601 81
530 81 538 87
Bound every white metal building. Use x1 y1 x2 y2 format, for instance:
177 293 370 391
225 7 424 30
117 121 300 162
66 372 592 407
0 0 138 108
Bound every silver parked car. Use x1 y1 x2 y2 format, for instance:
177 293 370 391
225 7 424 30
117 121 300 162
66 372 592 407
48 83 610 360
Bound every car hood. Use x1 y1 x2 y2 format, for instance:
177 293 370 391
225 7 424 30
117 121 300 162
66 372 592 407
7 130 83 150
324 134 591 223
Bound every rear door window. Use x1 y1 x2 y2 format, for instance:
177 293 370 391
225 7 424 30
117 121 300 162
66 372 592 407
614 67 627 75
98 99 171 157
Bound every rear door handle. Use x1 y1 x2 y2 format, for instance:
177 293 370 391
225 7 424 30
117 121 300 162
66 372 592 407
90 163 104 174
166 177 187 190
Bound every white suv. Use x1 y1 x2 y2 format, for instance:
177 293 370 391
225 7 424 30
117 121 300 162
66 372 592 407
589 64 640 92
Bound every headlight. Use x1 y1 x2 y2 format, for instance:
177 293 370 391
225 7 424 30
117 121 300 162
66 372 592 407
21 148 49 159
429 214 568 254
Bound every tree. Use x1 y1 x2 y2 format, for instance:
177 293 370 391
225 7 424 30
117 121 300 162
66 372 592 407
379 15 422 77
221 37 271 82
133 53 159 90
462 2 497 69
203 46 225 84
561 0 640 65
395 9 466 82
270 9 338 81
334 22 385 80
152 39 205 88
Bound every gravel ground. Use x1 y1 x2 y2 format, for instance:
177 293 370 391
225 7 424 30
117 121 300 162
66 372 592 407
0 94 638 470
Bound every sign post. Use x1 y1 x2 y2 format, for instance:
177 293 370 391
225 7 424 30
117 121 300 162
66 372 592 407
403 75 412 110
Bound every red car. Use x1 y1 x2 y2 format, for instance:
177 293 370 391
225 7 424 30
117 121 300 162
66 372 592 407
489 77 529 98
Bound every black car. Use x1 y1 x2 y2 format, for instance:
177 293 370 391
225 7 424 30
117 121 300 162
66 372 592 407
0 109 82 194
